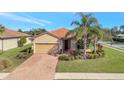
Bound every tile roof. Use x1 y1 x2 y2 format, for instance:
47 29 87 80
50 28 69 38
0 28 30 39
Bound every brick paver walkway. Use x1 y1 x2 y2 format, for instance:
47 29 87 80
5 54 58 80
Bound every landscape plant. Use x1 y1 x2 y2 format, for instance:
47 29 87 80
71 13 102 59
18 36 27 47
0 24 5 53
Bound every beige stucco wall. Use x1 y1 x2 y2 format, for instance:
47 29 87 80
25 37 32 45
59 40 63 50
2 38 18 51
34 33 59 43
0 36 31 51
70 38 77 49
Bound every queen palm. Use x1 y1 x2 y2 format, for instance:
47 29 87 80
120 25 124 32
71 13 99 59
90 26 103 53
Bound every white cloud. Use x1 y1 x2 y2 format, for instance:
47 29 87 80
22 14 52 24
0 12 51 26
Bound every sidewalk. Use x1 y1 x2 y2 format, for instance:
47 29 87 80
55 73 124 80
103 44 124 53
0 73 10 80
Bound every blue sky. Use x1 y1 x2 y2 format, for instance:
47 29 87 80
0 12 124 31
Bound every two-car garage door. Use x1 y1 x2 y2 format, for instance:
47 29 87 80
34 32 59 54
35 43 58 54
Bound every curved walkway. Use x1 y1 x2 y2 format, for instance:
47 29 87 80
5 54 58 80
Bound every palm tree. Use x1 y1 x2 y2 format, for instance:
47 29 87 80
18 29 23 32
0 24 5 34
90 26 103 53
111 26 118 36
120 25 124 32
71 13 98 59
0 24 5 53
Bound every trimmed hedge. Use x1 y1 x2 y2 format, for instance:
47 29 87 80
113 37 124 42
58 54 69 61
16 46 33 59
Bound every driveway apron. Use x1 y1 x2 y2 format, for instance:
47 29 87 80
5 54 58 80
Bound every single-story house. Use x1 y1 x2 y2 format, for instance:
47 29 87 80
33 28 77 54
0 28 32 51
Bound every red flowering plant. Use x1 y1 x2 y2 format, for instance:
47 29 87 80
68 48 76 56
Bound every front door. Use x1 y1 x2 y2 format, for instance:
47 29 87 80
64 39 70 51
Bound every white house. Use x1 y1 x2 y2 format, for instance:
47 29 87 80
0 28 32 51
116 34 124 39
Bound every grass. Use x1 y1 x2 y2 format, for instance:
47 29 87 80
56 47 124 73
0 44 32 72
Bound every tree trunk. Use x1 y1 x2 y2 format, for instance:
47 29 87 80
83 35 87 60
94 36 97 53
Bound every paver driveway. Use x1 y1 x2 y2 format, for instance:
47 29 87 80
5 54 58 80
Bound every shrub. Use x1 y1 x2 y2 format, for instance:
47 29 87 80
0 50 3 55
97 43 103 51
0 59 12 70
16 52 29 59
76 55 82 59
75 56 80 60
113 37 124 42
69 56 75 60
75 49 82 55
21 47 33 54
101 52 105 57
87 54 92 59
68 48 76 56
16 46 33 60
75 56 78 60
18 36 27 47
58 54 69 61
91 54 94 59
93 53 97 59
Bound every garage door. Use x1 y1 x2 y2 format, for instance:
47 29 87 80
35 43 58 53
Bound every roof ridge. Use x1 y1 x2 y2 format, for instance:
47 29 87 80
0 28 30 39
50 27 68 32
5 28 30 35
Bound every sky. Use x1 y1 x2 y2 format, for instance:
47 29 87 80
0 12 124 31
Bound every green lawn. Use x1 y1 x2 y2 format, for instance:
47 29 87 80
56 47 124 73
0 44 32 72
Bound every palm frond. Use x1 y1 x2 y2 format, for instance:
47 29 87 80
90 26 103 40
71 21 81 27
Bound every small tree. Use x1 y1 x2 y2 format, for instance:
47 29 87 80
18 36 27 47
0 24 5 53
0 24 5 34
18 29 23 32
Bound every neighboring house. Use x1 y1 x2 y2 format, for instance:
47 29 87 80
116 34 124 39
33 28 77 54
0 28 32 51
